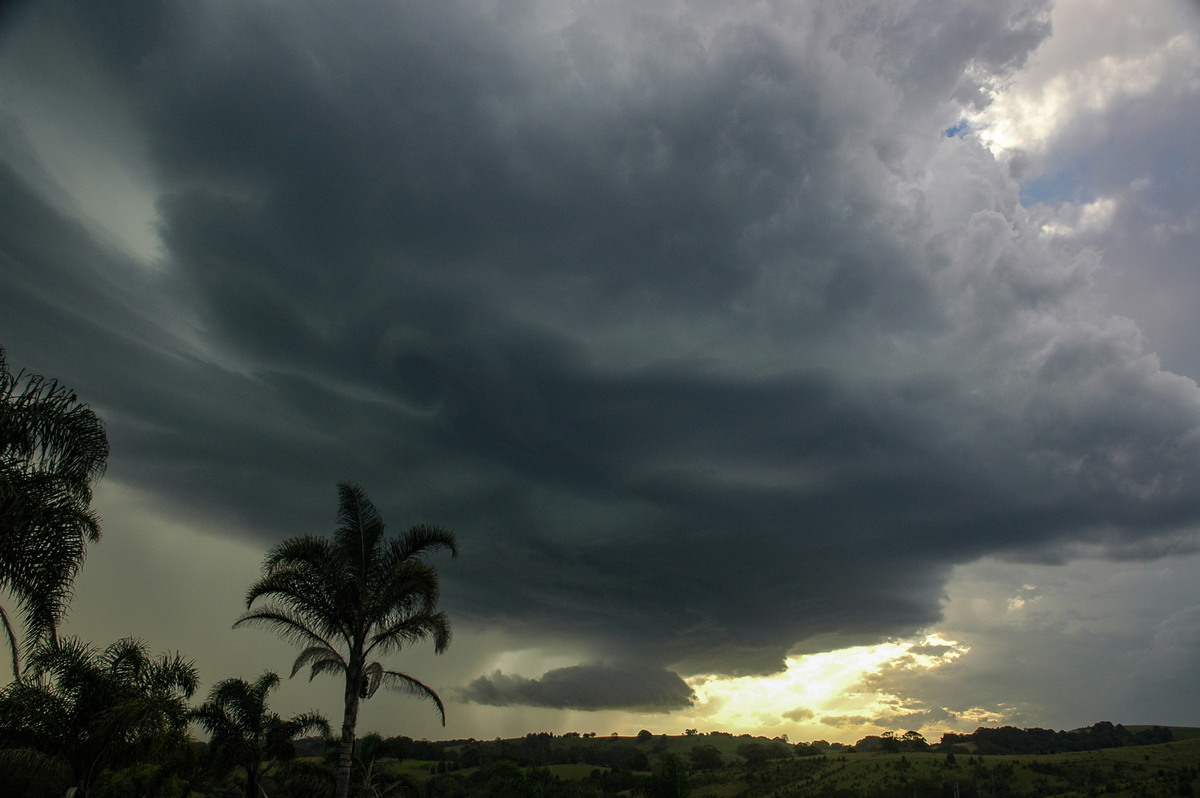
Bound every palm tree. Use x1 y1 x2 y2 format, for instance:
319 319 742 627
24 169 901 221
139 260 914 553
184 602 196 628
235 482 457 798
0 348 108 674
193 671 330 798
0 636 198 798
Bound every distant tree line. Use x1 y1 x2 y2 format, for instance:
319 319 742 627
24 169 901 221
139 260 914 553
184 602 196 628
851 730 931 754
392 731 656 771
937 721 1173 755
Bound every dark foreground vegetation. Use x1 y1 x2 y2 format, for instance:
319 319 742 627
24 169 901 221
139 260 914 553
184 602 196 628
0 350 455 798
282 724 1200 798
7 722 1193 797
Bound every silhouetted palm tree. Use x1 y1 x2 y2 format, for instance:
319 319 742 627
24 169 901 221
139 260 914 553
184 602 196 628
194 671 330 798
0 636 198 798
0 348 108 673
235 482 457 798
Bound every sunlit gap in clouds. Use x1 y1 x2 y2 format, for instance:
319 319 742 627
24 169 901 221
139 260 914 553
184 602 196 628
964 0 1199 161
679 633 971 741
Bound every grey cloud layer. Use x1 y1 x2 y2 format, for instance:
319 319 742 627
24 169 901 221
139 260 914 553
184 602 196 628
454 663 695 711
2 0 1199 710
857 556 1200 729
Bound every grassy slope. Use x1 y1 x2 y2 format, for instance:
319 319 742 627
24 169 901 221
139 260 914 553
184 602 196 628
689 736 1200 797
363 730 1200 797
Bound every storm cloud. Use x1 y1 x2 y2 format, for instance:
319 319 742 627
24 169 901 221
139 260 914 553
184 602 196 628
2 0 1199 724
455 663 696 711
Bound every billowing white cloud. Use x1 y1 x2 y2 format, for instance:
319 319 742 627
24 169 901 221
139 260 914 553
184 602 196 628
971 0 1200 158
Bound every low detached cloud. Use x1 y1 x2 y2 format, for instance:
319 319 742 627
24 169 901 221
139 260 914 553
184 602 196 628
454 663 696 712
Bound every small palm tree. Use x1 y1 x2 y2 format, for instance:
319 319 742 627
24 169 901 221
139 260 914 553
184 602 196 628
0 636 198 798
235 482 457 798
0 348 108 673
194 671 330 798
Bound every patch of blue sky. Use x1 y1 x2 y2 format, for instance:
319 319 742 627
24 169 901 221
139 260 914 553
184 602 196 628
943 119 970 138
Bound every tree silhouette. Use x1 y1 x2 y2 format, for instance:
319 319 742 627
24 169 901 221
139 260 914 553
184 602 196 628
235 482 457 798
0 636 197 798
0 348 108 673
639 752 692 798
688 744 724 771
193 670 330 798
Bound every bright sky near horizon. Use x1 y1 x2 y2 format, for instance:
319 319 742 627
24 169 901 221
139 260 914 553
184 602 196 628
2 0 1200 745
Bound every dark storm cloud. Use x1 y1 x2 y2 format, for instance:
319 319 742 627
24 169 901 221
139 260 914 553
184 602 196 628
453 663 695 711
3 0 1200 698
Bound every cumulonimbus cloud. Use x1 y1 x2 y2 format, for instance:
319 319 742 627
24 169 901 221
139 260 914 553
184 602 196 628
2 0 1200 697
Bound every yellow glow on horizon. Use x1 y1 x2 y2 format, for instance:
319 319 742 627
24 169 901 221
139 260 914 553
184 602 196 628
675 633 968 742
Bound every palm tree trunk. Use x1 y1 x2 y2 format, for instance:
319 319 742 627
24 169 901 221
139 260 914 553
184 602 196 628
335 676 361 798
244 766 259 798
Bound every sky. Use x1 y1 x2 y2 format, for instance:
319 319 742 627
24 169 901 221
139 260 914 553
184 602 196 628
1 0 1199 745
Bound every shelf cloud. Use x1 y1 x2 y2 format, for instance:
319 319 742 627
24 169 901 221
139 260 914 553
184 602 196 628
2 0 1199 737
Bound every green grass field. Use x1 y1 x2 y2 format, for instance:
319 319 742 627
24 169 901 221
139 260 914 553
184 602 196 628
338 730 1199 797
681 736 1200 798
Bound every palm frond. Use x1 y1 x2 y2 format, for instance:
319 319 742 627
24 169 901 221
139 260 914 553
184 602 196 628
369 558 442 614
252 670 282 696
0 746 69 785
361 661 384 699
244 543 355 643
273 710 331 748
260 535 335 573
334 483 387 573
145 650 200 698
377 669 447 726
27 635 95 681
397 523 458 561
234 604 339 652
289 644 346 681
203 673 272 733
0 602 20 677
0 358 108 486
0 469 98 650
0 350 107 662
366 611 451 658
301 654 347 683
190 700 238 738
